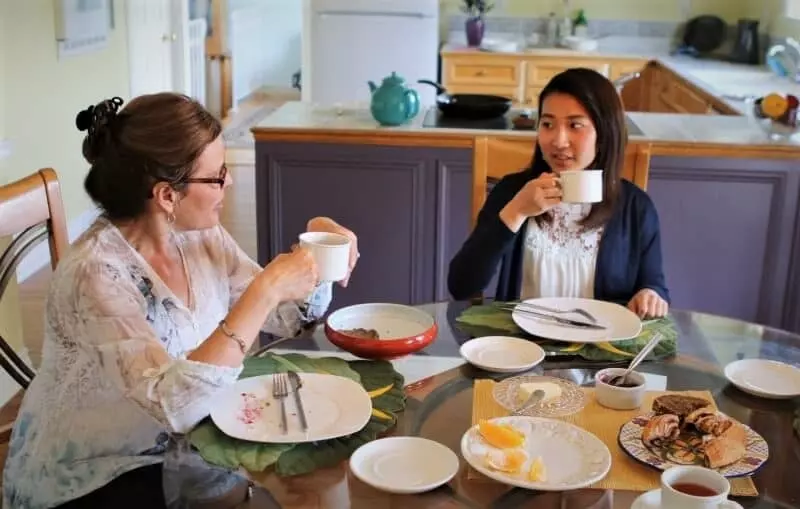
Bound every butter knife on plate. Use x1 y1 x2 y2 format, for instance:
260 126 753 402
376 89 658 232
287 370 308 431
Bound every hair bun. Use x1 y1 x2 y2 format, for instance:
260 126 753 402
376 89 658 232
75 105 95 131
75 97 125 134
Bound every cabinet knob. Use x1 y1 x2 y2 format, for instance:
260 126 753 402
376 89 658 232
475 70 485 77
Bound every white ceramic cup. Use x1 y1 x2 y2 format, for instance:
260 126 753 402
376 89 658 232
559 169 603 203
660 466 743 509
298 231 351 282
594 367 646 410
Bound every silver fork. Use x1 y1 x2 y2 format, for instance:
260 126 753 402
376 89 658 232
272 373 289 434
502 302 599 324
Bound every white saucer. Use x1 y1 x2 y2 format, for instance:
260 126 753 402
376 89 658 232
349 437 459 494
459 336 546 373
631 489 661 509
724 358 800 399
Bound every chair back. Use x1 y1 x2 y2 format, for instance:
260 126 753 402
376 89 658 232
0 168 68 388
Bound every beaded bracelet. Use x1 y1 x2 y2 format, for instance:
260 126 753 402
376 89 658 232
219 320 247 354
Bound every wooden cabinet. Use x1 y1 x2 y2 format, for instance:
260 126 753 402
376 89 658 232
255 142 473 308
441 51 740 116
254 137 800 333
442 50 645 108
647 155 800 330
643 64 738 115
443 53 522 101
523 57 612 106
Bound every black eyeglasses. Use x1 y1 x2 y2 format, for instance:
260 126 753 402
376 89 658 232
184 165 227 188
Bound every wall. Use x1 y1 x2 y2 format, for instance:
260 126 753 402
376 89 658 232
2 0 131 222
0 0 131 404
440 0 748 23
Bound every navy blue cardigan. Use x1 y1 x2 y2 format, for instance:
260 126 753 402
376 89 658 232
448 168 670 305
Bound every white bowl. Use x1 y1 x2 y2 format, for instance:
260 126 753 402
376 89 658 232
595 367 646 410
562 36 599 52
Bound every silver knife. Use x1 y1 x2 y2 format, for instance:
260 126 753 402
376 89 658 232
287 371 308 431
513 307 607 330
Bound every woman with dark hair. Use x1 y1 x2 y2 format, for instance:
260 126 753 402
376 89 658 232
3 93 359 509
448 68 669 318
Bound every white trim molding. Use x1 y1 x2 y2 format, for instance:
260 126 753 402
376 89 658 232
16 206 102 282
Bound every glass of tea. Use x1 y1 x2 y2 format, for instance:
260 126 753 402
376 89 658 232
660 466 743 509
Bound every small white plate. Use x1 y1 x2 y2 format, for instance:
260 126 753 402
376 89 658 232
512 297 642 343
459 336 545 373
724 359 800 399
461 416 611 491
210 373 371 443
631 489 661 509
349 437 459 494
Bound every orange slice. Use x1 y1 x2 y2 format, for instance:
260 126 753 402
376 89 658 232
485 448 528 473
761 93 788 120
478 419 526 449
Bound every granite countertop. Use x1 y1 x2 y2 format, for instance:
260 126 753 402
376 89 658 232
253 37 800 149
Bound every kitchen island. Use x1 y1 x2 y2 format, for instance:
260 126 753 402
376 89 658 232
250 54 800 333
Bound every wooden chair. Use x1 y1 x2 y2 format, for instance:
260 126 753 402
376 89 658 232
471 135 652 228
0 168 68 446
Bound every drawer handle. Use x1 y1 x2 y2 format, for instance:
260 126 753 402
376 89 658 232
474 70 485 77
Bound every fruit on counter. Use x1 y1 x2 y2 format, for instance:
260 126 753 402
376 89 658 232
754 92 799 127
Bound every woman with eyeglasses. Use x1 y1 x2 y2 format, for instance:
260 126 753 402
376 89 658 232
2 93 359 509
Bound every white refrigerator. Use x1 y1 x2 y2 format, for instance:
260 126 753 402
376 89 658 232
302 0 439 107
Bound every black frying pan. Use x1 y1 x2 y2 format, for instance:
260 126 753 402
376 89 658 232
418 80 512 120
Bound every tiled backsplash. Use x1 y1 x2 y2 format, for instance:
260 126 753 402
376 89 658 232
447 14 685 39
447 14 781 55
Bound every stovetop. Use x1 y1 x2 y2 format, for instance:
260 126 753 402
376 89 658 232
421 107 645 136
421 107 536 131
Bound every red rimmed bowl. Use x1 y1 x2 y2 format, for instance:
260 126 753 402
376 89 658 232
324 303 438 360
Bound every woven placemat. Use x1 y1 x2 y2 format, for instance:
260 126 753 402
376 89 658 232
469 379 758 497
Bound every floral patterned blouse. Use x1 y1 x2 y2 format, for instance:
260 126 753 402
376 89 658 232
2 217 331 509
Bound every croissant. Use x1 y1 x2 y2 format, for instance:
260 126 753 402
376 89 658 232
642 414 681 448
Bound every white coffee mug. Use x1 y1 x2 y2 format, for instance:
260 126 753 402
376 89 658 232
298 231 351 282
660 466 743 509
559 169 603 203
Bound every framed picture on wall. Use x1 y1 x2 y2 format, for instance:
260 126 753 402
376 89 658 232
53 0 113 58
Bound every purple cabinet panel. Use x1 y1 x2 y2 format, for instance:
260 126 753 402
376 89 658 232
647 155 800 330
255 142 472 310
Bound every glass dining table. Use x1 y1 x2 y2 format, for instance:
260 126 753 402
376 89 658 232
245 301 800 509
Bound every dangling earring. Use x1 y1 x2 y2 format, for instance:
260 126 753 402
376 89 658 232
167 212 176 224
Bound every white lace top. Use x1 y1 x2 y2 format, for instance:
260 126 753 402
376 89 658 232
521 203 603 300
3 218 332 509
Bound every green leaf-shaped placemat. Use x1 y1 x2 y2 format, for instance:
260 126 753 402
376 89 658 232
456 301 678 362
189 353 406 476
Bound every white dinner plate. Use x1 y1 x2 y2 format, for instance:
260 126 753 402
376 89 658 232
724 358 800 399
631 489 661 509
210 373 372 443
512 297 642 343
349 437 459 494
459 336 546 373
460 416 611 491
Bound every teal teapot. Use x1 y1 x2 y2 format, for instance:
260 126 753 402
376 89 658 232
368 72 420 126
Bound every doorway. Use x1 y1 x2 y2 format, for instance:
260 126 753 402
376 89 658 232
126 0 191 98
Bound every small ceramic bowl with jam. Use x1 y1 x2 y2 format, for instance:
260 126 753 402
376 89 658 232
595 367 647 410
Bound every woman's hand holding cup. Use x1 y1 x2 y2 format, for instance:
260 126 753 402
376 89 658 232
499 172 562 232
261 247 319 302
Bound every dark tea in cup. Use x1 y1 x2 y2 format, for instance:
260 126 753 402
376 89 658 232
671 482 719 497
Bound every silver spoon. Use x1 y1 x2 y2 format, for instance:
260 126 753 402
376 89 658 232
608 332 664 386
512 389 545 416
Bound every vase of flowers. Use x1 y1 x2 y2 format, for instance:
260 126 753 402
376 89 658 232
462 0 493 47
